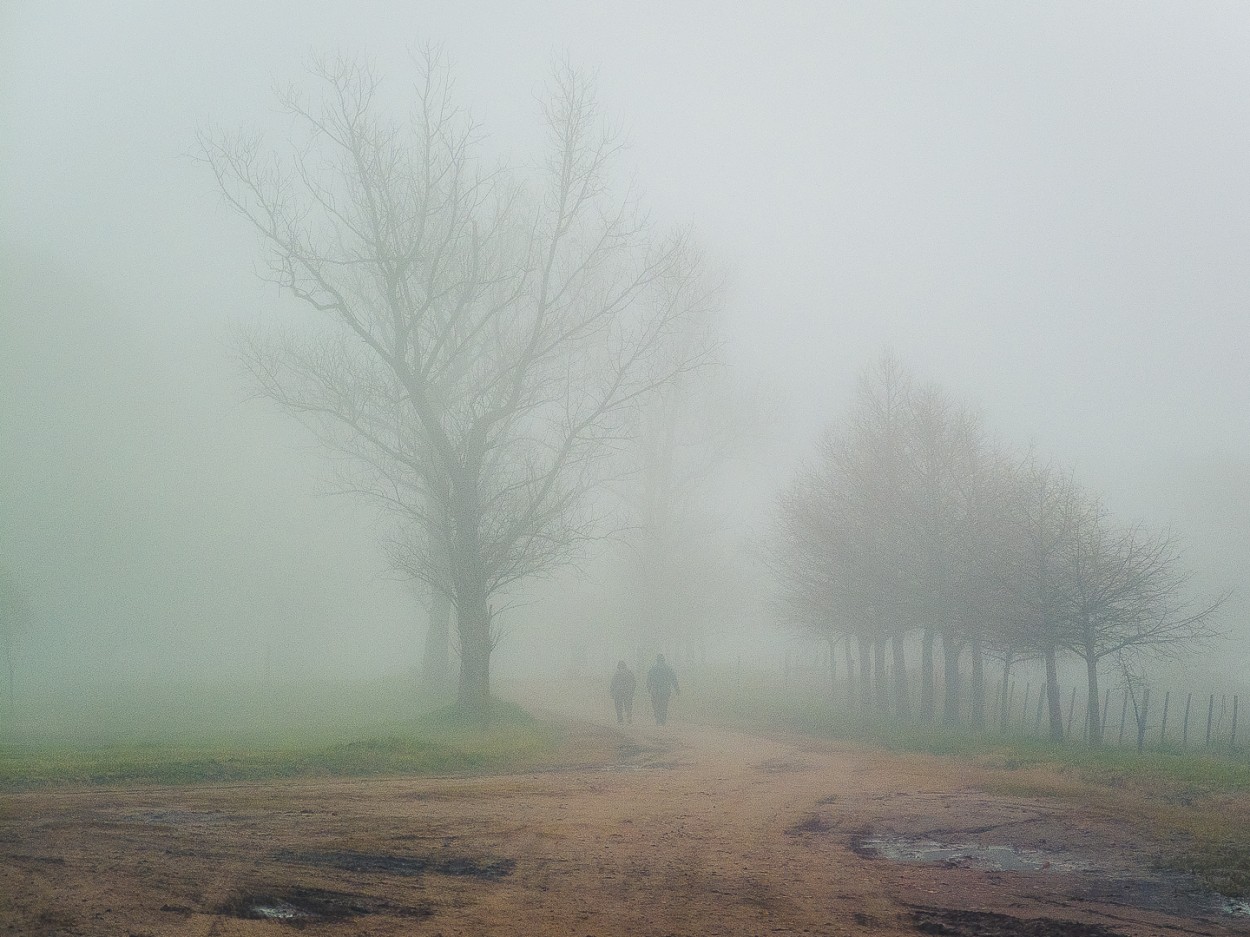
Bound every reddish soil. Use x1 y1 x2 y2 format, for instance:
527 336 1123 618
1 706 1246 936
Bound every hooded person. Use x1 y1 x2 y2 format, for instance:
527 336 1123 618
609 660 637 724
645 654 680 726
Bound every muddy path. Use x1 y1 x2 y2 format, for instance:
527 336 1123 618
1 703 1246 936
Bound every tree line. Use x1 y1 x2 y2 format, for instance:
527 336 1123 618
200 50 1226 729
768 356 1226 745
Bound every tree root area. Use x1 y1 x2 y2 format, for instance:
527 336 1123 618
1 715 1244 936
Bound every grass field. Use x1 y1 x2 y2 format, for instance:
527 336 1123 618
0 677 558 789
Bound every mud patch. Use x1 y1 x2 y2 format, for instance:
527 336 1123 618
909 907 1125 936
864 833 1247 921
787 814 835 835
855 834 1086 872
219 885 427 925
1072 869 1245 919
278 849 515 880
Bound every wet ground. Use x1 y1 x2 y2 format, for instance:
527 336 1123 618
857 833 1250 922
1 711 1247 936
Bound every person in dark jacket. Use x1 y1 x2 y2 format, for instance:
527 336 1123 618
646 654 680 726
609 660 637 724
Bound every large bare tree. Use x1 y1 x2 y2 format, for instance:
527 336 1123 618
201 51 714 717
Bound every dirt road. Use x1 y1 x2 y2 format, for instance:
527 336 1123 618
2 705 1246 936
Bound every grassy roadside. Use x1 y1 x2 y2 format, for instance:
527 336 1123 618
685 678 1250 898
0 698 561 790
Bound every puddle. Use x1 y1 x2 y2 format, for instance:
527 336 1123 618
250 900 303 921
1224 898 1250 916
856 835 1087 872
909 906 1125 936
864 835 1250 921
222 887 363 923
221 885 432 924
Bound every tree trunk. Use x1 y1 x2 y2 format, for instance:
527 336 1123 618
422 589 454 694
941 632 961 726
456 586 491 720
1085 651 1102 746
1043 643 1063 741
856 635 873 712
969 637 986 730
891 633 911 719
452 484 492 722
873 639 888 712
826 634 838 704
999 649 1015 732
845 634 857 709
920 628 936 722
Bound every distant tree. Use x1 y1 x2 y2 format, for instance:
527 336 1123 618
1059 501 1225 745
614 370 756 665
906 383 974 724
0 567 31 726
201 51 715 719
770 356 919 717
996 461 1083 741
843 357 918 717
907 388 1018 729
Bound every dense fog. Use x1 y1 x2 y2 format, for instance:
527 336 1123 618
3 3 1248 731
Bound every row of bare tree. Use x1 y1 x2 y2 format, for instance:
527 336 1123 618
769 357 1225 744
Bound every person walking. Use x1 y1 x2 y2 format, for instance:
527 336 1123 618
609 660 637 724
646 654 680 726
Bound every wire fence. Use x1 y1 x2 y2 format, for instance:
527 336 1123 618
748 653 1244 753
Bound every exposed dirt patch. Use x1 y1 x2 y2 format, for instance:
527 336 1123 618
277 848 515 879
756 756 815 773
1 689 1245 936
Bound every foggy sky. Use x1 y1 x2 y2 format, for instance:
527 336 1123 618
3 2 1247 686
